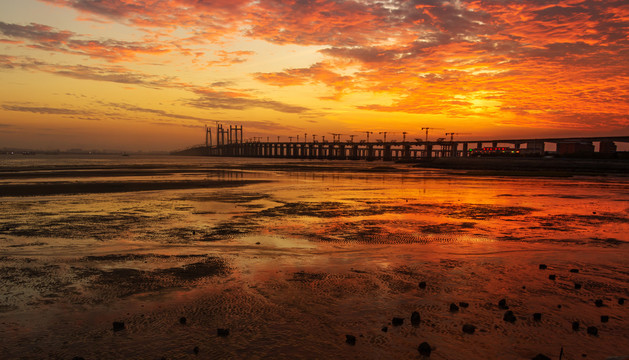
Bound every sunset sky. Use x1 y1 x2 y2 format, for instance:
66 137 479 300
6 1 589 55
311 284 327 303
1 0 628 151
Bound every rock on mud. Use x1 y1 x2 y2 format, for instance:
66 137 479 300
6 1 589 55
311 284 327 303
532 354 551 360
449 303 459 312
503 311 516 323
392 317 404 326
587 326 598 336
345 334 356 345
462 324 476 334
113 321 125 332
418 281 427 289
411 311 421 326
217 328 230 337
533 313 542 321
418 342 432 356
498 299 509 310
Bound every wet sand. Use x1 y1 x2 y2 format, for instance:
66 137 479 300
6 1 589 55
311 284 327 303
1 156 628 359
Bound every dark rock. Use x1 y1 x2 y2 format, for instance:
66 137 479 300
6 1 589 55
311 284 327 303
458 302 469 308
449 303 459 312
533 313 542 321
595 299 604 307
572 321 580 331
381 326 388 332
574 283 582 289
418 342 431 356
462 324 476 334
179 317 187 325
619 298 625 305
217 328 230 337
557 304 562 309
586 326 598 336
532 354 551 360
411 311 421 326
113 321 125 332
548 274 556 280
345 334 356 345
392 317 404 326
569 268 579 273
193 346 199 355
498 299 509 310
539 264 547 270
418 281 427 289
601 315 609 323
503 311 516 323
255 242 261 245
72 357 85 360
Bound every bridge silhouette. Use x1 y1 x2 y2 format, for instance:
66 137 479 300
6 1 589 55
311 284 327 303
181 124 629 161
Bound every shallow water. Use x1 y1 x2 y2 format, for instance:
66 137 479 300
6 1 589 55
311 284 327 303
1 155 628 359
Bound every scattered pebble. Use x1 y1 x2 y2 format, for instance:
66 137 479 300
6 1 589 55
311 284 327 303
586 326 598 336
462 324 476 334
532 354 551 360
345 334 356 345
548 274 556 280
601 315 609 323
574 283 582 289
449 303 459 312
217 328 230 337
503 311 516 323
595 299 604 307
113 321 125 332
381 326 388 332
179 317 187 325
569 268 579 273
533 313 542 321
193 346 199 355
411 311 421 326
619 298 625 305
72 357 85 360
458 302 469 308
392 317 404 326
418 281 427 289
498 299 509 310
557 304 562 309
572 321 580 331
418 342 431 356
255 242 261 245
539 264 547 270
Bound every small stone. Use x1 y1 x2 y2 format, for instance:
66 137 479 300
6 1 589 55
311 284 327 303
179 317 187 325
255 242 261 245
498 299 509 310
532 354 551 360
458 302 469 308
595 299 604 307
217 328 230 337
449 303 459 312
503 310 516 323
72 357 85 360
533 313 542 321
345 334 356 345
113 321 125 332
418 281 427 289
619 298 625 305
557 304 562 309
572 321 580 331
193 346 199 355
192 230 196 235
462 324 476 334
418 342 431 356
411 311 421 326
548 274 556 280
601 315 609 323
539 264 547 270
586 326 598 336
574 283 582 289
392 317 404 326
569 268 579 273
381 326 388 332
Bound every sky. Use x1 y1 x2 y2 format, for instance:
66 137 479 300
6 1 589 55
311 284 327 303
0 0 628 151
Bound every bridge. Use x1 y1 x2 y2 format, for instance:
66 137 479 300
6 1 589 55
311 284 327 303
183 124 629 161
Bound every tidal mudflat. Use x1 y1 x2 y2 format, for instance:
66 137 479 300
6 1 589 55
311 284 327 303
1 155 628 359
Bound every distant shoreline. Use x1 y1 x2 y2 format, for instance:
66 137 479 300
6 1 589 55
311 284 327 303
411 157 629 175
